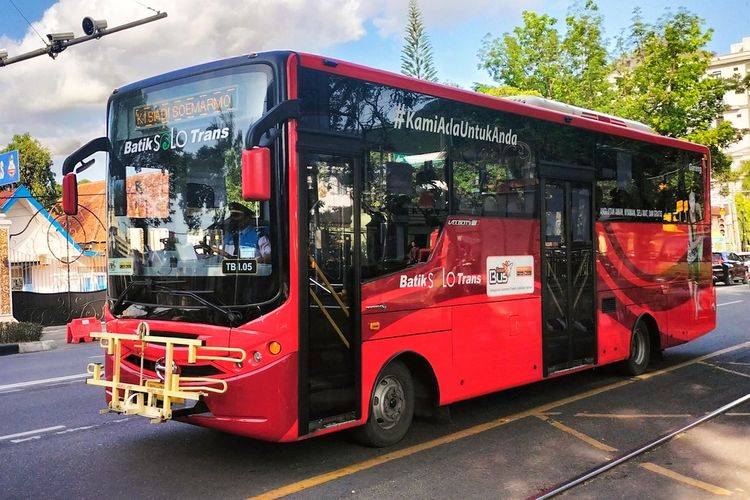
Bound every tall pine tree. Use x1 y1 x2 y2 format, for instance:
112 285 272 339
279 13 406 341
400 0 437 82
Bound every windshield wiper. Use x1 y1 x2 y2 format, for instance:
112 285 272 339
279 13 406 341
110 279 266 327
110 279 151 316
109 279 240 322
155 286 242 326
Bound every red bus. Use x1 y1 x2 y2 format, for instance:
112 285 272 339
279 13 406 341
63 51 715 446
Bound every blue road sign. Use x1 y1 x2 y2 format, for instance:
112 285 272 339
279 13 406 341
0 150 20 187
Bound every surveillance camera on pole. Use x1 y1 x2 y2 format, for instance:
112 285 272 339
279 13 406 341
46 32 75 43
1 11 166 67
82 17 107 37
45 32 75 58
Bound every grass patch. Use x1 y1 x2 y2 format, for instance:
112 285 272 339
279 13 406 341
0 322 44 344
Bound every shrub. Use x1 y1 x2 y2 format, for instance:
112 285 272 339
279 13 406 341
0 322 44 344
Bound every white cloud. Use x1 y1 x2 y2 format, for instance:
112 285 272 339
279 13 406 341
0 0 371 169
0 0 536 177
370 0 532 38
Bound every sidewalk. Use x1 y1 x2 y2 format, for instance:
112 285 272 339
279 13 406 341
0 324 67 356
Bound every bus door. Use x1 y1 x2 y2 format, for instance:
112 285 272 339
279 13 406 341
300 151 360 434
541 174 596 375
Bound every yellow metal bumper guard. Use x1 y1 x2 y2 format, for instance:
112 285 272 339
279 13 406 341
86 322 246 422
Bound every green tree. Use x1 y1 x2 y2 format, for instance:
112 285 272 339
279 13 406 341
472 83 543 98
734 193 750 251
477 1 611 108
560 0 612 109
400 0 437 81
478 11 562 98
1 133 57 209
723 161 750 249
610 9 741 174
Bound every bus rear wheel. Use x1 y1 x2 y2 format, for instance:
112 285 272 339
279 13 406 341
356 360 414 447
622 321 651 376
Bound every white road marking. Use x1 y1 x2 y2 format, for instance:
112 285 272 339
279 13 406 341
0 425 66 441
717 300 743 307
0 373 88 392
11 436 41 443
55 425 97 434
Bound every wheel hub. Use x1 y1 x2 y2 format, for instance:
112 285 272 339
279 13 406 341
372 375 405 430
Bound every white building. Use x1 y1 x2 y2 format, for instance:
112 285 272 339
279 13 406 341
1 185 105 293
708 36 750 251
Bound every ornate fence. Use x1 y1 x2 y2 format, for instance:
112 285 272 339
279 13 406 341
8 191 107 325
12 290 105 325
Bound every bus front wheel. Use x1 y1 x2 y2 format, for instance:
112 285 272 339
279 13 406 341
623 322 651 376
356 360 414 447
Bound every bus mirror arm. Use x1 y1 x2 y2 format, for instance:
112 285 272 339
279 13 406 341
242 100 300 201
257 128 281 148
61 136 111 215
62 136 111 175
243 99 300 149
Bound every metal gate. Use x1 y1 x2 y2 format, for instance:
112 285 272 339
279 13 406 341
8 191 106 325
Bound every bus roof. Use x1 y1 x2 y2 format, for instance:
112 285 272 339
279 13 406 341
502 95 654 134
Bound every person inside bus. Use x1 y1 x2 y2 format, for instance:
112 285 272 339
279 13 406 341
408 240 420 264
211 202 271 262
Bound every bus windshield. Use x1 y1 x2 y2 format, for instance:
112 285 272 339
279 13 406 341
106 64 279 325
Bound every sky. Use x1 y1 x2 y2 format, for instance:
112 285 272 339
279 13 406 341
0 0 749 181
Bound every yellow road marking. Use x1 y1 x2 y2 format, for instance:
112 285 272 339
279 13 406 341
640 462 733 496
249 341 750 499
701 362 750 379
249 380 634 499
536 415 617 452
637 341 750 380
575 413 691 419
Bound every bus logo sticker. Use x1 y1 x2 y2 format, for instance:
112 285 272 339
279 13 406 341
486 256 534 296
447 219 478 226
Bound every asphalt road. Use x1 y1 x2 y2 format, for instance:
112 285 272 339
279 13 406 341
1 285 748 499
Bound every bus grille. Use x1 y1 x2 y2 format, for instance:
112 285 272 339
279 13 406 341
124 354 223 377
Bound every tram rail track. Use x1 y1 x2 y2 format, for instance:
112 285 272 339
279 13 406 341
531 392 750 499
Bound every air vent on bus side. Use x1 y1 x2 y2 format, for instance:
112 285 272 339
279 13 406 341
601 297 617 314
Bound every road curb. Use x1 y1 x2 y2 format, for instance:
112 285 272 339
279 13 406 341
0 339 57 356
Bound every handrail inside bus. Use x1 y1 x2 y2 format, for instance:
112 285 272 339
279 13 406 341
307 254 350 348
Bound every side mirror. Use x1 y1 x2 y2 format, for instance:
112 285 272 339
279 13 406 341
241 147 271 201
62 173 78 215
62 136 111 216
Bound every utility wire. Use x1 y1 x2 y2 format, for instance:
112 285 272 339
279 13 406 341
7 0 48 46
132 0 160 14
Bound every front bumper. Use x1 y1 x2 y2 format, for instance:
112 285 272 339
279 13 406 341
86 322 246 422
